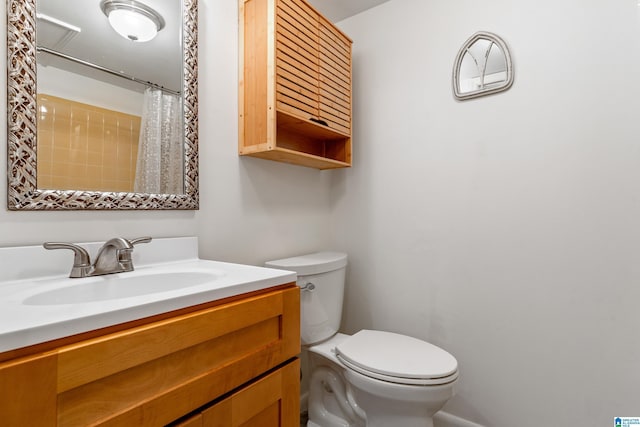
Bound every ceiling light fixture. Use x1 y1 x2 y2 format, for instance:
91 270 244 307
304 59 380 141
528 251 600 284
100 0 165 42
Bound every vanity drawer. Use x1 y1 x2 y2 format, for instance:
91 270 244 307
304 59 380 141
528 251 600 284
0 285 300 427
173 358 300 427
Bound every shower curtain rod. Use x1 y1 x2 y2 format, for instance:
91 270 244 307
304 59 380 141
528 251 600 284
36 46 181 96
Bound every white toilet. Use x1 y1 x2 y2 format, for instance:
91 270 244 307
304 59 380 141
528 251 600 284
265 252 458 427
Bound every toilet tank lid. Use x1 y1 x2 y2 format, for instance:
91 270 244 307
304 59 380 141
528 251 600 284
265 252 347 276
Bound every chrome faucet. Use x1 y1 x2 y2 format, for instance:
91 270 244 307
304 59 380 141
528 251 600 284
43 237 152 278
92 237 134 275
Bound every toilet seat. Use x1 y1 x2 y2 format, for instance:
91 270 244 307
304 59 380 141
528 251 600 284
335 330 459 386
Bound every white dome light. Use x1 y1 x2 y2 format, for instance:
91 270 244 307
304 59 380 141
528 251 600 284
100 0 165 43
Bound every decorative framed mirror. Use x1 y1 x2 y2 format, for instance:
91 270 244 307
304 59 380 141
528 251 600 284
7 0 199 210
452 31 514 101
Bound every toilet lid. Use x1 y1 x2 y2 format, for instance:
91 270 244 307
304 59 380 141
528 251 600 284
335 330 458 385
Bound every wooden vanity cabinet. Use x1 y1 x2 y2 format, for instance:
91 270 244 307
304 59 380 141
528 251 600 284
239 0 353 169
0 285 300 427
173 359 299 427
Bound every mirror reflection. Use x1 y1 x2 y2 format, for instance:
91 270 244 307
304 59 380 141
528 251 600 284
7 0 198 210
36 0 183 194
453 32 514 100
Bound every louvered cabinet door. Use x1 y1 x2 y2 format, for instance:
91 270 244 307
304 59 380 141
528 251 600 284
318 18 352 136
276 0 319 121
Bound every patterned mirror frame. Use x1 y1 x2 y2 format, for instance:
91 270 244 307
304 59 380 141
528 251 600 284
7 0 199 210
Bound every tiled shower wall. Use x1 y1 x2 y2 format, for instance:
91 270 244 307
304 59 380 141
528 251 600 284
36 94 141 192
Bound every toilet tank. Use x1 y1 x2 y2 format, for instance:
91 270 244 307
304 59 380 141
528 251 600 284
265 252 347 345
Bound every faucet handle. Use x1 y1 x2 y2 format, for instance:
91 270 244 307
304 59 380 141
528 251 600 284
43 242 91 278
116 237 152 270
128 237 152 246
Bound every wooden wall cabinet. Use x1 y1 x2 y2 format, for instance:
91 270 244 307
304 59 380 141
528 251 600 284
0 285 300 427
239 0 353 169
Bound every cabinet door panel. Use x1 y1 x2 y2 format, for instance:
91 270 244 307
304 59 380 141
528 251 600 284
277 3 317 49
202 359 300 427
320 25 349 52
320 108 350 128
276 89 318 118
277 85 318 119
319 19 351 52
320 40 351 80
276 22 317 65
0 352 57 427
57 287 300 427
317 113 350 136
277 43 318 76
319 89 350 116
318 20 351 135
277 64 317 93
318 49 350 90
172 414 203 427
275 0 319 120
277 75 318 104
276 49 319 118
319 80 350 106
281 0 316 26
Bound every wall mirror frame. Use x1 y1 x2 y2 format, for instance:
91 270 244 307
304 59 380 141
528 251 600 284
7 0 199 210
452 31 514 101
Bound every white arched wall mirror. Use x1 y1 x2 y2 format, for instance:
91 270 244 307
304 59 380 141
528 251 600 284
453 31 514 101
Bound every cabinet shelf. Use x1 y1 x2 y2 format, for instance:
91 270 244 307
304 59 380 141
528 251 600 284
241 111 350 169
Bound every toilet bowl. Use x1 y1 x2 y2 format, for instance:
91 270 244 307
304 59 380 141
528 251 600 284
265 252 458 427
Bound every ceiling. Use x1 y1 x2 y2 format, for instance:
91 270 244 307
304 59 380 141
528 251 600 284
307 0 391 22
37 0 182 93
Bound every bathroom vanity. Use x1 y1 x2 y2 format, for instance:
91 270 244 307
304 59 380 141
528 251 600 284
0 238 300 426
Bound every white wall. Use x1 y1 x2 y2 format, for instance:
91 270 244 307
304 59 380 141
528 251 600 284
0 0 334 265
332 0 640 425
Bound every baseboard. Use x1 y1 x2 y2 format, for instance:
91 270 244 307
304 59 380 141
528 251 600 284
434 411 485 427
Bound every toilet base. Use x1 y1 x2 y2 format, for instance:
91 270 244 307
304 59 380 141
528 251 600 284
306 334 455 427
343 368 453 427
308 419 433 427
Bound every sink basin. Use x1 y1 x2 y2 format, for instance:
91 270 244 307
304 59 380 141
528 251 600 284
23 271 224 305
0 237 298 354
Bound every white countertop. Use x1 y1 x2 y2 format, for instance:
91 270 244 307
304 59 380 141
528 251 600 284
0 237 296 353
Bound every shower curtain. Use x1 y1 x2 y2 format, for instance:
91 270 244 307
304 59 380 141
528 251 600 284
134 88 183 194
